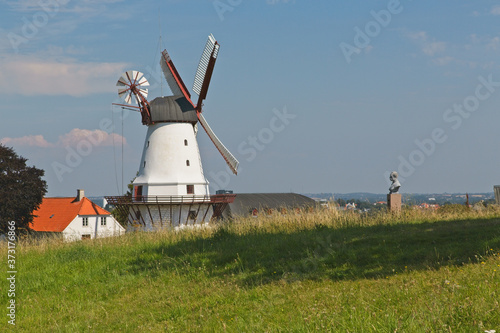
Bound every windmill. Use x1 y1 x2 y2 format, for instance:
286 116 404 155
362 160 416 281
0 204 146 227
108 34 238 228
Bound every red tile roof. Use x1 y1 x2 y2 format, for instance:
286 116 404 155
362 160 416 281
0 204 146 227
31 197 110 232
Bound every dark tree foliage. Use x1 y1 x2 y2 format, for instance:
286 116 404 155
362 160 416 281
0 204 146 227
0 144 47 234
110 177 134 227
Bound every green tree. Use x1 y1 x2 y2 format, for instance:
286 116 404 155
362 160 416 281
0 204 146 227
0 144 47 235
357 200 372 211
110 177 135 227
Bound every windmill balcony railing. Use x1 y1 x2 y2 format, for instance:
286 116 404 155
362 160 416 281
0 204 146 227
133 195 210 204
105 194 236 205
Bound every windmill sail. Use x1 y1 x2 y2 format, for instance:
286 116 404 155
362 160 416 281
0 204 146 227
116 71 150 105
160 50 192 101
158 35 238 174
198 113 239 175
193 34 220 108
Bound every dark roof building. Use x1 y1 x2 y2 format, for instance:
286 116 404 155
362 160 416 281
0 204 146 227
222 193 316 219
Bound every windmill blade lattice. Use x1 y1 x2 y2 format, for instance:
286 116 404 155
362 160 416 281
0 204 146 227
116 70 150 105
193 34 219 97
198 113 239 174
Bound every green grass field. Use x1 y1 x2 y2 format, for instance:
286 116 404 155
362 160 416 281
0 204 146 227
2 206 500 332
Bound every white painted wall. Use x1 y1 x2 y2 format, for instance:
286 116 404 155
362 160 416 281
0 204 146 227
133 122 210 197
62 215 125 242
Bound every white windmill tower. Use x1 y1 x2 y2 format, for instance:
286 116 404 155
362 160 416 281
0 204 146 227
110 34 238 228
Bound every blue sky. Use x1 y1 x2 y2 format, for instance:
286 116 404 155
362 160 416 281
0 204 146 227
1 0 500 197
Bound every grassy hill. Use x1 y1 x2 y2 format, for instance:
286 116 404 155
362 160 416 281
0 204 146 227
2 207 500 332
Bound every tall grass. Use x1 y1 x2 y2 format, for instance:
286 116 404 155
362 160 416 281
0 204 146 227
2 206 500 332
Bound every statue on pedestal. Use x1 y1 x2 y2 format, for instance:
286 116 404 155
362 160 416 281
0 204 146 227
389 171 401 194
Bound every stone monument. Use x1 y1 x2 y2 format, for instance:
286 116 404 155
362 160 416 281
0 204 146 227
387 171 401 212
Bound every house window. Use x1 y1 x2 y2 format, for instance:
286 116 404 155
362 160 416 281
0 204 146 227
188 210 197 220
186 160 190 166
100 217 107 226
82 234 91 240
187 185 194 194
82 217 88 227
184 139 188 146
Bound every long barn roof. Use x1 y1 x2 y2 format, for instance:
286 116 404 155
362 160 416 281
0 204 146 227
224 193 316 218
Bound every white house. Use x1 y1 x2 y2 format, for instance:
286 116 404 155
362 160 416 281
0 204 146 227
31 189 125 241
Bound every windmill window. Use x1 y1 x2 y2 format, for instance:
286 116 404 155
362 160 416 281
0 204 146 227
186 160 190 166
188 210 197 220
184 139 188 146
135 185 143 199
144 161 146 168
147 141 150 148
187 185 194 194
82 217 89 227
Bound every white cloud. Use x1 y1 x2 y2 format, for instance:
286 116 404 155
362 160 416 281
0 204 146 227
0 55 128 96
408 31 428 42
266 0 292 4
468 33 481 45
1 129 126 148
1 0 125 13
407 31 446 57
1 0 46 12
486 36 500 50
1 135 53 147
432 56 455 66
422 41 446 56
491 5 500 16
58 129 126 147
0 0 132 54
467 34 500 51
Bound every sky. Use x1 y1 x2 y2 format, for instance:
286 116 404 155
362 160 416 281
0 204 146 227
1 0 500 197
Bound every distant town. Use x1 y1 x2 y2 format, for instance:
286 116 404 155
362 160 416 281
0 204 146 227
305 192 496 211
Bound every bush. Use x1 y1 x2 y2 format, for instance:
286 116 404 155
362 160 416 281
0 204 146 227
438 204 469 215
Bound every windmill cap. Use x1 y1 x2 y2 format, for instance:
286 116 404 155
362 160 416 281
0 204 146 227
149 96 198 124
